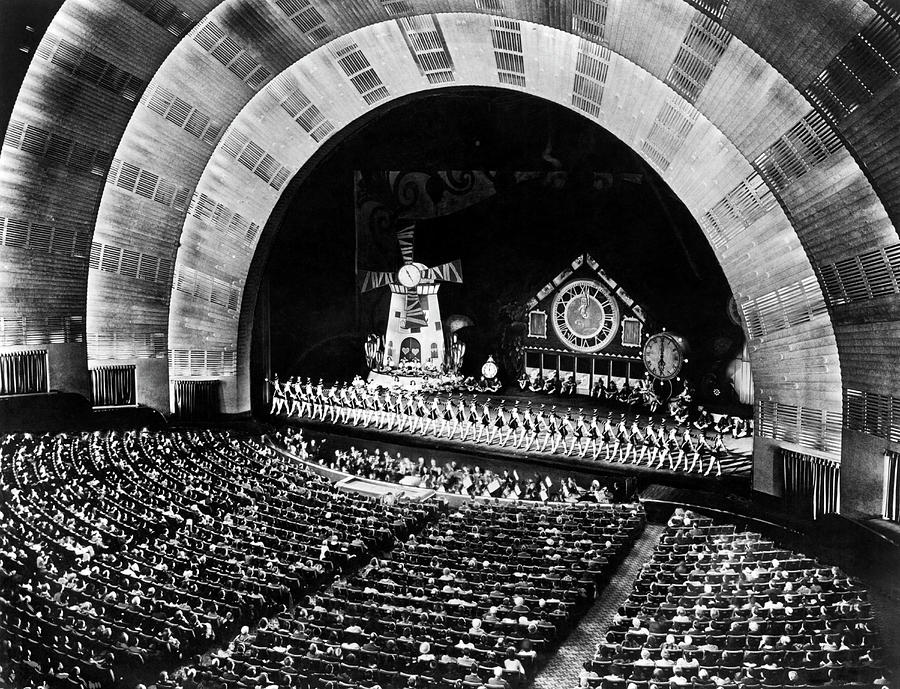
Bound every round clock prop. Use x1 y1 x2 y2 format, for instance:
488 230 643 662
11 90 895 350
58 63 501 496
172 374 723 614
481 355 499 380
397 263 423 288
642 331 688 381
551 279 620 353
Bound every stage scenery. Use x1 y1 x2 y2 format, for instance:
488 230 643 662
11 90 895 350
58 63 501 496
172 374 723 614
0 3 899 689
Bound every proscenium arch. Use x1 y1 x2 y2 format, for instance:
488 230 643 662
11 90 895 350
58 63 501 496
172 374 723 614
2 0 899 511
157 18 842 423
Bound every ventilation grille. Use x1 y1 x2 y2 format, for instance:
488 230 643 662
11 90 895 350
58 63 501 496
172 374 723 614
398 15 455 85
187 192 261 246
0 350 48 395
805 15 900 124
475 0 504 11
700 171 778 248
169 349 237 377
219 130 293 190
140 84 222 145
87 331 167 360
664 13 732 104
0 216 90 259
106 157 192 210
844 388 900 443
571 0 609 44
641 97 698 171
491 18 525 87
330 41 390 105
190 19 272 90
274 0 334 44
120 0 193 37
89 241 172 284
173 266 241 312
35 33 145 102
684 0 728 21
819 243 900 306
757 400 841 455
3 120 111 177
752 110 842 193
868 0 900 25
571 40 611 118
266 74 335 143
0 315 85 346
740 275 828 339
381 0 412 16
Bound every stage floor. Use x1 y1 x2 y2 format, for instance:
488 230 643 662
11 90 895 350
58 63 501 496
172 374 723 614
272 389 753 489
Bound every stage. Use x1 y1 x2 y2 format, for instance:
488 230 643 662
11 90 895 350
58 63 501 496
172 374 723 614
274 386 753 497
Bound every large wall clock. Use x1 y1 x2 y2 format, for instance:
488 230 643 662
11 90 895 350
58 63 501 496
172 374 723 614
551 278 620 353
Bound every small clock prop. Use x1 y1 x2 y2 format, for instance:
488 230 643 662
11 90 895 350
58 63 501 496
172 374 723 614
481 355 499 380
642 331 688 381
397 262 423 288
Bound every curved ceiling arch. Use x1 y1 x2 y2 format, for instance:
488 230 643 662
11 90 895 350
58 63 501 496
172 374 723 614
132 15 842 425
1 0 898 476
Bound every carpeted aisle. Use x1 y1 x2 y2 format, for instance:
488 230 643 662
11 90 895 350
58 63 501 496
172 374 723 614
533 523 666 689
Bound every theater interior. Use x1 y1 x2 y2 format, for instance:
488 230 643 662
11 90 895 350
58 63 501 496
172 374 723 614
1 0 900 687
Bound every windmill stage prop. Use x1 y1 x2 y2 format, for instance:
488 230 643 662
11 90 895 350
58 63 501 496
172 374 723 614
360 225 463 385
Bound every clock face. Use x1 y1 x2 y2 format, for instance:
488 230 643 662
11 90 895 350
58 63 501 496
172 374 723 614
551 279 620 353
482 362 498 379
642 333 684 380
397 263 422 288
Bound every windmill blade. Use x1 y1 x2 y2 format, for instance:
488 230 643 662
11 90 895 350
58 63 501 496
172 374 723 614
359 270 394 293
403 288 428 328
396 225 415 265
423 259 463 283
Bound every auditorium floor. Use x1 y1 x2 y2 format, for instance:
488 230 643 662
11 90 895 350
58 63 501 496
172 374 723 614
533 524 666 689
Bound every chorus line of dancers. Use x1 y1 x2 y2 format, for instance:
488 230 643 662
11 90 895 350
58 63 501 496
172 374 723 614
267 376 726 477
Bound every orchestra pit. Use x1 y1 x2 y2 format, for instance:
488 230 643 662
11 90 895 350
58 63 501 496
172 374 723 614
1 1 900 688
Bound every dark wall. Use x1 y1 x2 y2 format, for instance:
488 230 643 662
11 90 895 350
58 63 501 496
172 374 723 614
263 89 739 395
0 0 62 143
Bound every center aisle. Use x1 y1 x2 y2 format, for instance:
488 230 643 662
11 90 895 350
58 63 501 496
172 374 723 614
534 524 666 689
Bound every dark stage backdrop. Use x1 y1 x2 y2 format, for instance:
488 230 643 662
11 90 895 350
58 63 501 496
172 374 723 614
260 89 741 406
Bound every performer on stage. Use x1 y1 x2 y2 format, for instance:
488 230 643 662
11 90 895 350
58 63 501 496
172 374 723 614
566 412 582 455
626 417 644 464
556 412 571 454
674 427 695 472
267 375 285 415
693 406 712 432
516 402 532 449
658 426 678 470
503 401 522 447
573 410 590 456
313 379 325 420
451 395 466 439
640 417 658 465
601 414 615 459
524 404 544 453
301 378 314 417
538 406 556 453
472 399 489 443
438 396 454 438
708 430 726 476
691 430 712 474
612 415 628 462
489 400 506 445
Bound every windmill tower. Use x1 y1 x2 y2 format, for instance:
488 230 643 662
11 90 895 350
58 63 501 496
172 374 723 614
360 225 463 370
